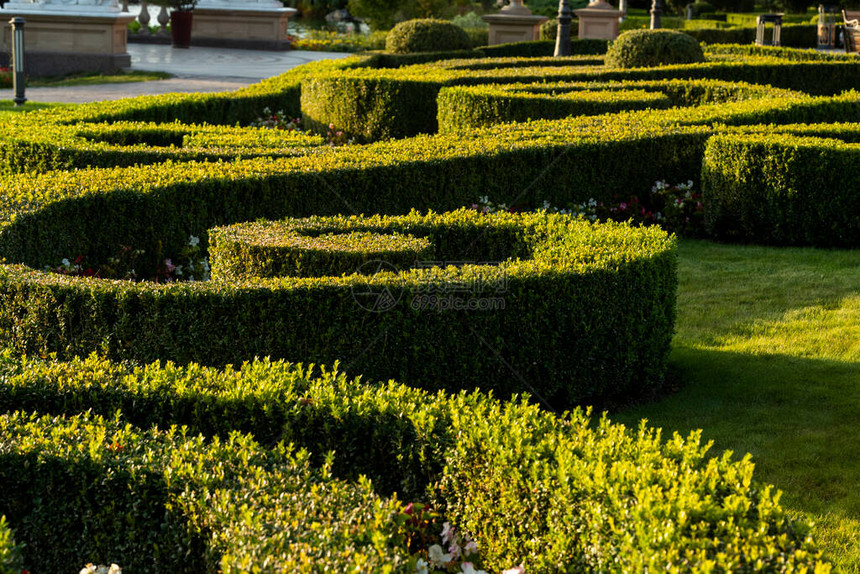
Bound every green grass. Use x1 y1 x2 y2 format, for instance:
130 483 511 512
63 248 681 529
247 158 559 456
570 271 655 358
28 70 171 88
613 239 860 572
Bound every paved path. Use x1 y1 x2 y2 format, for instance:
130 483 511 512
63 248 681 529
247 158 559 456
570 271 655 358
0 44 353 104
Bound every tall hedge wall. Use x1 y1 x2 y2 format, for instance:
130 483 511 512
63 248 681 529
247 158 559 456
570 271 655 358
703 133 860 246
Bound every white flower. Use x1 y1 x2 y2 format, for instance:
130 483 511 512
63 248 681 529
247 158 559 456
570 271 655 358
441 522 454 544
188 235 200 247
464 540 478 555
80 565 97 574
428 544 453 567
502 565 526 574
415 558 429 574
461 562 488 574
62 258 71 267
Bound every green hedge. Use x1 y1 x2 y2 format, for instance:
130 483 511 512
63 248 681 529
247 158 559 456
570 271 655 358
210 221 434 279
32 56 365 127
298 54 860 142
1 92 858 274
0 119 324 175
0 410 411 574
0 517 22 574
385 18 473 54
438 85 672 131
604 29 705 69
702 132 860 246
436 78 795 132
477 39 610 58
0 352 834 573
0 210 678 409
683 23 818 46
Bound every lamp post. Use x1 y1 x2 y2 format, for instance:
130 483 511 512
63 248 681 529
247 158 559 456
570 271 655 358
554 0 572 56
649 0 662 28
10 18 25 107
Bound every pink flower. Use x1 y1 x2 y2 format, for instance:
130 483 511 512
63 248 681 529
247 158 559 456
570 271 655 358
619 202 627 211
441 522 454 544
164 258 176 273
502 565 525 574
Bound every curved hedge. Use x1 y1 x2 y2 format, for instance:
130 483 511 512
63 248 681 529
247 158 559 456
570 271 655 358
0 210 678 409
437 86 672 131
436 78 797 132
703 133 860 247
210 222 434 280
299 54 860 142
0 352 834 573
0 119 323 175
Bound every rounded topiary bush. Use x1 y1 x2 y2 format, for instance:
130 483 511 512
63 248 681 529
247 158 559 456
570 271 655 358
604 29 705 68
385 18 473 54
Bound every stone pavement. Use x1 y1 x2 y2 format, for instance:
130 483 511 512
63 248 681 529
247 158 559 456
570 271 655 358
0 43 353 104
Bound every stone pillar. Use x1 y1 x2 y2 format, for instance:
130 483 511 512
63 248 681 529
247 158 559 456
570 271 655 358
190 0 298 50
482 0 549 46
574 0 622 40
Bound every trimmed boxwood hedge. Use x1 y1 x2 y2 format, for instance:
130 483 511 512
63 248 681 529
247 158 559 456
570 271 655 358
0 119 324 175
0 409 413 574
385 18 473 54
210 222 434 280
437 86 673 131
1 93 859 275
703 132 860 247
299 54 860 142
0 210 678 409
0 351 835 573
604 29 706 69
436 78 797 132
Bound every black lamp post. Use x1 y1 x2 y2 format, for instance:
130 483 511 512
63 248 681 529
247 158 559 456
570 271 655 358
649 0 663 28
10 18 25 106
554 0 572 56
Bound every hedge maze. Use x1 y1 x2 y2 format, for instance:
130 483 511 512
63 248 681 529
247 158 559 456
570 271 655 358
0 40 850 572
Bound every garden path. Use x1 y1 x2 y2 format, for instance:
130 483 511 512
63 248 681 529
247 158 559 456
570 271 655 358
0 44 352 103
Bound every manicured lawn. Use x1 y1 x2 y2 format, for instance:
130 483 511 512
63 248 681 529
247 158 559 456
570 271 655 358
28 70 171 87
614 239 860 571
